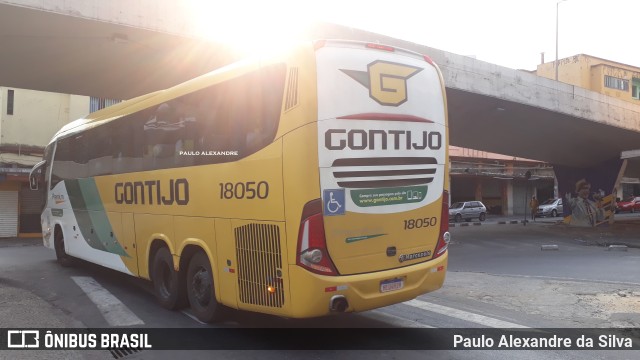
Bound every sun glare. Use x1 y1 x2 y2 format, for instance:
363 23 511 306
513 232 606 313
186 0 317 57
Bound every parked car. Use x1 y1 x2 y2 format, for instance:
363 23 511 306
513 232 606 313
449 201 487 222
536 198 563 217
615 196 640 213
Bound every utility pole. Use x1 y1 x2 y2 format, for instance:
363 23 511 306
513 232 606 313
555 0 568 81
524 171 532 226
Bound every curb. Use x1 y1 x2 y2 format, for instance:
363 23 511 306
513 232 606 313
449 220 554 227
607 245 628 251
497 220 522 225
602 242 638 249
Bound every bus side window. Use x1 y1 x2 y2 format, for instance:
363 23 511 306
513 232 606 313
43 144 53 191
86 126 113 177
245 66 285 153
205 99 228 153
145 103 179 160
51 137 73 188
110 110 148 174
192 90 236 165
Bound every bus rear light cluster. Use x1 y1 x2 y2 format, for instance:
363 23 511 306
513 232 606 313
433 190 450 259
423 55 435 65
296 200 338 276
365 43 395 52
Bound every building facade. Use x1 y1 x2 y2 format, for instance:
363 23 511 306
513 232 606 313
449 146 554 216
537 54 640 103
537 54 640 199
0 87 90 237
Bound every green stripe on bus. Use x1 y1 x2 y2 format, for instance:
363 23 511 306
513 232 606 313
65 179 129 257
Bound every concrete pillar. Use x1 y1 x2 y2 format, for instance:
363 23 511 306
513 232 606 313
475 179 482 201
504 180 514 215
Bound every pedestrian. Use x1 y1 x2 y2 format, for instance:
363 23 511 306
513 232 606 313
529 196 539 221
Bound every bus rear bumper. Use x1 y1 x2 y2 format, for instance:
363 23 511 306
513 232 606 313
286 252 448 318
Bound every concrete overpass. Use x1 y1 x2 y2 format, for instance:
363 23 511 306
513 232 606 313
2 0 640 179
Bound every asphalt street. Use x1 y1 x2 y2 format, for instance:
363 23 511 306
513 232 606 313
0 216 638 359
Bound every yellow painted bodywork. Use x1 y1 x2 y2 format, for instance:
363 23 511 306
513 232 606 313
287 252 447 318
95 139 285 280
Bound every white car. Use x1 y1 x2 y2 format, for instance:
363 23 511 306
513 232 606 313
449 201 487 222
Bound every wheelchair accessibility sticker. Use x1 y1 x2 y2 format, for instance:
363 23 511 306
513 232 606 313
323 189 345 216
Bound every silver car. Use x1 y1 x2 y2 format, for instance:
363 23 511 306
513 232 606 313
536 198 563 217
449 201 487 222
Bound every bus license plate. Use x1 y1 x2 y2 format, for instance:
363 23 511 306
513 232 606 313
380 278 404 293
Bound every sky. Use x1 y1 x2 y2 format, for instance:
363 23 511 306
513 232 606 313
316 0 640 70
187 0 640 71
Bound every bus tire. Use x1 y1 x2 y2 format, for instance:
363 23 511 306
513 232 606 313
54 229 74 267
186 251 223 323
152 247 185 310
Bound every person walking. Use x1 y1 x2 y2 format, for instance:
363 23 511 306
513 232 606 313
529 196 539 221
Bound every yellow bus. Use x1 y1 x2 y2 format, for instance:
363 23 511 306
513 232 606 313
29 39 450 323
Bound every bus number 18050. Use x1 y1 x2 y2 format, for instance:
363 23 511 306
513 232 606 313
219 181 269 200
403 217 437 230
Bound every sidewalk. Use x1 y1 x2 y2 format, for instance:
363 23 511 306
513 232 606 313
449 213 640 249
449 214 566 228
0 236 42 248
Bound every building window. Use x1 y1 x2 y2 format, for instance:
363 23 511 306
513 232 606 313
90 97 122 113
633 78 640 100
604 75 629 91
7 89 14 115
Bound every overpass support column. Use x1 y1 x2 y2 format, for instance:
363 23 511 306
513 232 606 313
502 180 514 216
553 158 625 227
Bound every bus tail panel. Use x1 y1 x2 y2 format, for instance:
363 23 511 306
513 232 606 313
315 41 449 276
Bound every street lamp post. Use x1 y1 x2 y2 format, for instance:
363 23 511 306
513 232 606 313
555 0 568 81
523 171 532 226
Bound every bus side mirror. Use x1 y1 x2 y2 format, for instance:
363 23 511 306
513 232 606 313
29 160 46 191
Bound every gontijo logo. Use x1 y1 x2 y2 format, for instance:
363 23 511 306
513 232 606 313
340 61 423 106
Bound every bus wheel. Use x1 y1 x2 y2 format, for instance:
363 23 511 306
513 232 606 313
187 251 222 323
54 230 74 267
152 247 185 310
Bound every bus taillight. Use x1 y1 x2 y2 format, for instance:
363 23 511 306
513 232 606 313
423 55 435 65
434 190 450 259
296 199 338 276
365 43 395 52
